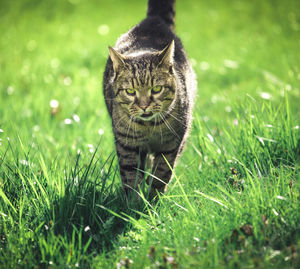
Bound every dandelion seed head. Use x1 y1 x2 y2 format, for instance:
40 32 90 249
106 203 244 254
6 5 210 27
260 92 272 100
27 40 37 51
33 125 40 132
0 129 3 133
225 106 232 112
98 128 104 135
224 59 239 69
190 58 197 67
87 144 95 153
203 116 209 122
73 96 80 105
50 99 59 109
199 61 210 70
285 84 292 91
7 86 14 95
98 24 110 35
63 76 72 86
80 67 89 77
50 58 60 69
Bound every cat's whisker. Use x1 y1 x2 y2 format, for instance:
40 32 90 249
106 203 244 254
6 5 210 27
159 113 180 139
158 114 164 143
132 116 138 138
114 115 127 129
125 116 134 144
162 110 188 127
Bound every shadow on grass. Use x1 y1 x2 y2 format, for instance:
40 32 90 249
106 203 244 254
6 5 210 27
46 149 150 253
0 141 149 267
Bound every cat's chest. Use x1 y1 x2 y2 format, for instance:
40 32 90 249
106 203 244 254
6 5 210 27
134 120 181 149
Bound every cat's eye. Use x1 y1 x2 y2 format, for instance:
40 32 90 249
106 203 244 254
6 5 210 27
152 86 162 94
126 88 136 96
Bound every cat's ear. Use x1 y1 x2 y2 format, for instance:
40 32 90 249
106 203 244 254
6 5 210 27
158 40 175 68
108 46 126 72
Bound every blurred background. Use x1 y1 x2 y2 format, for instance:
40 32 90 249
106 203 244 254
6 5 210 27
0 0 299 159
0 1 300 267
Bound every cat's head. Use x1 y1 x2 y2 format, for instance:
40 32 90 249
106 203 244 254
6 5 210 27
108 41 176 121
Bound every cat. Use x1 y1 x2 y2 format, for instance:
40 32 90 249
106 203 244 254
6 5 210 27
103 0 197 198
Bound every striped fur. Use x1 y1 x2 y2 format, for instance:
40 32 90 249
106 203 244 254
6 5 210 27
103 0 197 198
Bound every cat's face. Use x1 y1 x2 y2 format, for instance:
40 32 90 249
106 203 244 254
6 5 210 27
109 41 176 121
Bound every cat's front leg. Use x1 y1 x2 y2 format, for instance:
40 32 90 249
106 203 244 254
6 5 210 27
149 148 179 197
115 140 147 194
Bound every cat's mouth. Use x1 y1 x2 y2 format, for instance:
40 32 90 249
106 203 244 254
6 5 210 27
137 111 156 121
141 112 153 118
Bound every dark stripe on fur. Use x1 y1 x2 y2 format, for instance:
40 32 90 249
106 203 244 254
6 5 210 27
119 163 136 172
116 140 140 153
132 118 146 125
115 130 142 139
147 0 175 30
167 86 175 93
116 88 123 96
159 147 178 155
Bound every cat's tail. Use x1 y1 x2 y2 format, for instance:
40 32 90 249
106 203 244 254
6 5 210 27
147 0 175 30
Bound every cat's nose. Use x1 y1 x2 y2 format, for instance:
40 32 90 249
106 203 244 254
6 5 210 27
139 105 148 111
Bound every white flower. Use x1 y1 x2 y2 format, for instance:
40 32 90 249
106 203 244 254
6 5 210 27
72 114 80 123
64 118 73 125
50 99 59 108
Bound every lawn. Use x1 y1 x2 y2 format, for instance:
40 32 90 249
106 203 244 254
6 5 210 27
0 0 300 268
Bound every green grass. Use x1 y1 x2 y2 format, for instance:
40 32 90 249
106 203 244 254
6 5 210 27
0 0 300 268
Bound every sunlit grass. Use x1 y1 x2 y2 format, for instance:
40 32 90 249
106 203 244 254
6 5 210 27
0 0 300 268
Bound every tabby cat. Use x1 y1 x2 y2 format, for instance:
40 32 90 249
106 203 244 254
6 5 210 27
103 0 197 198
